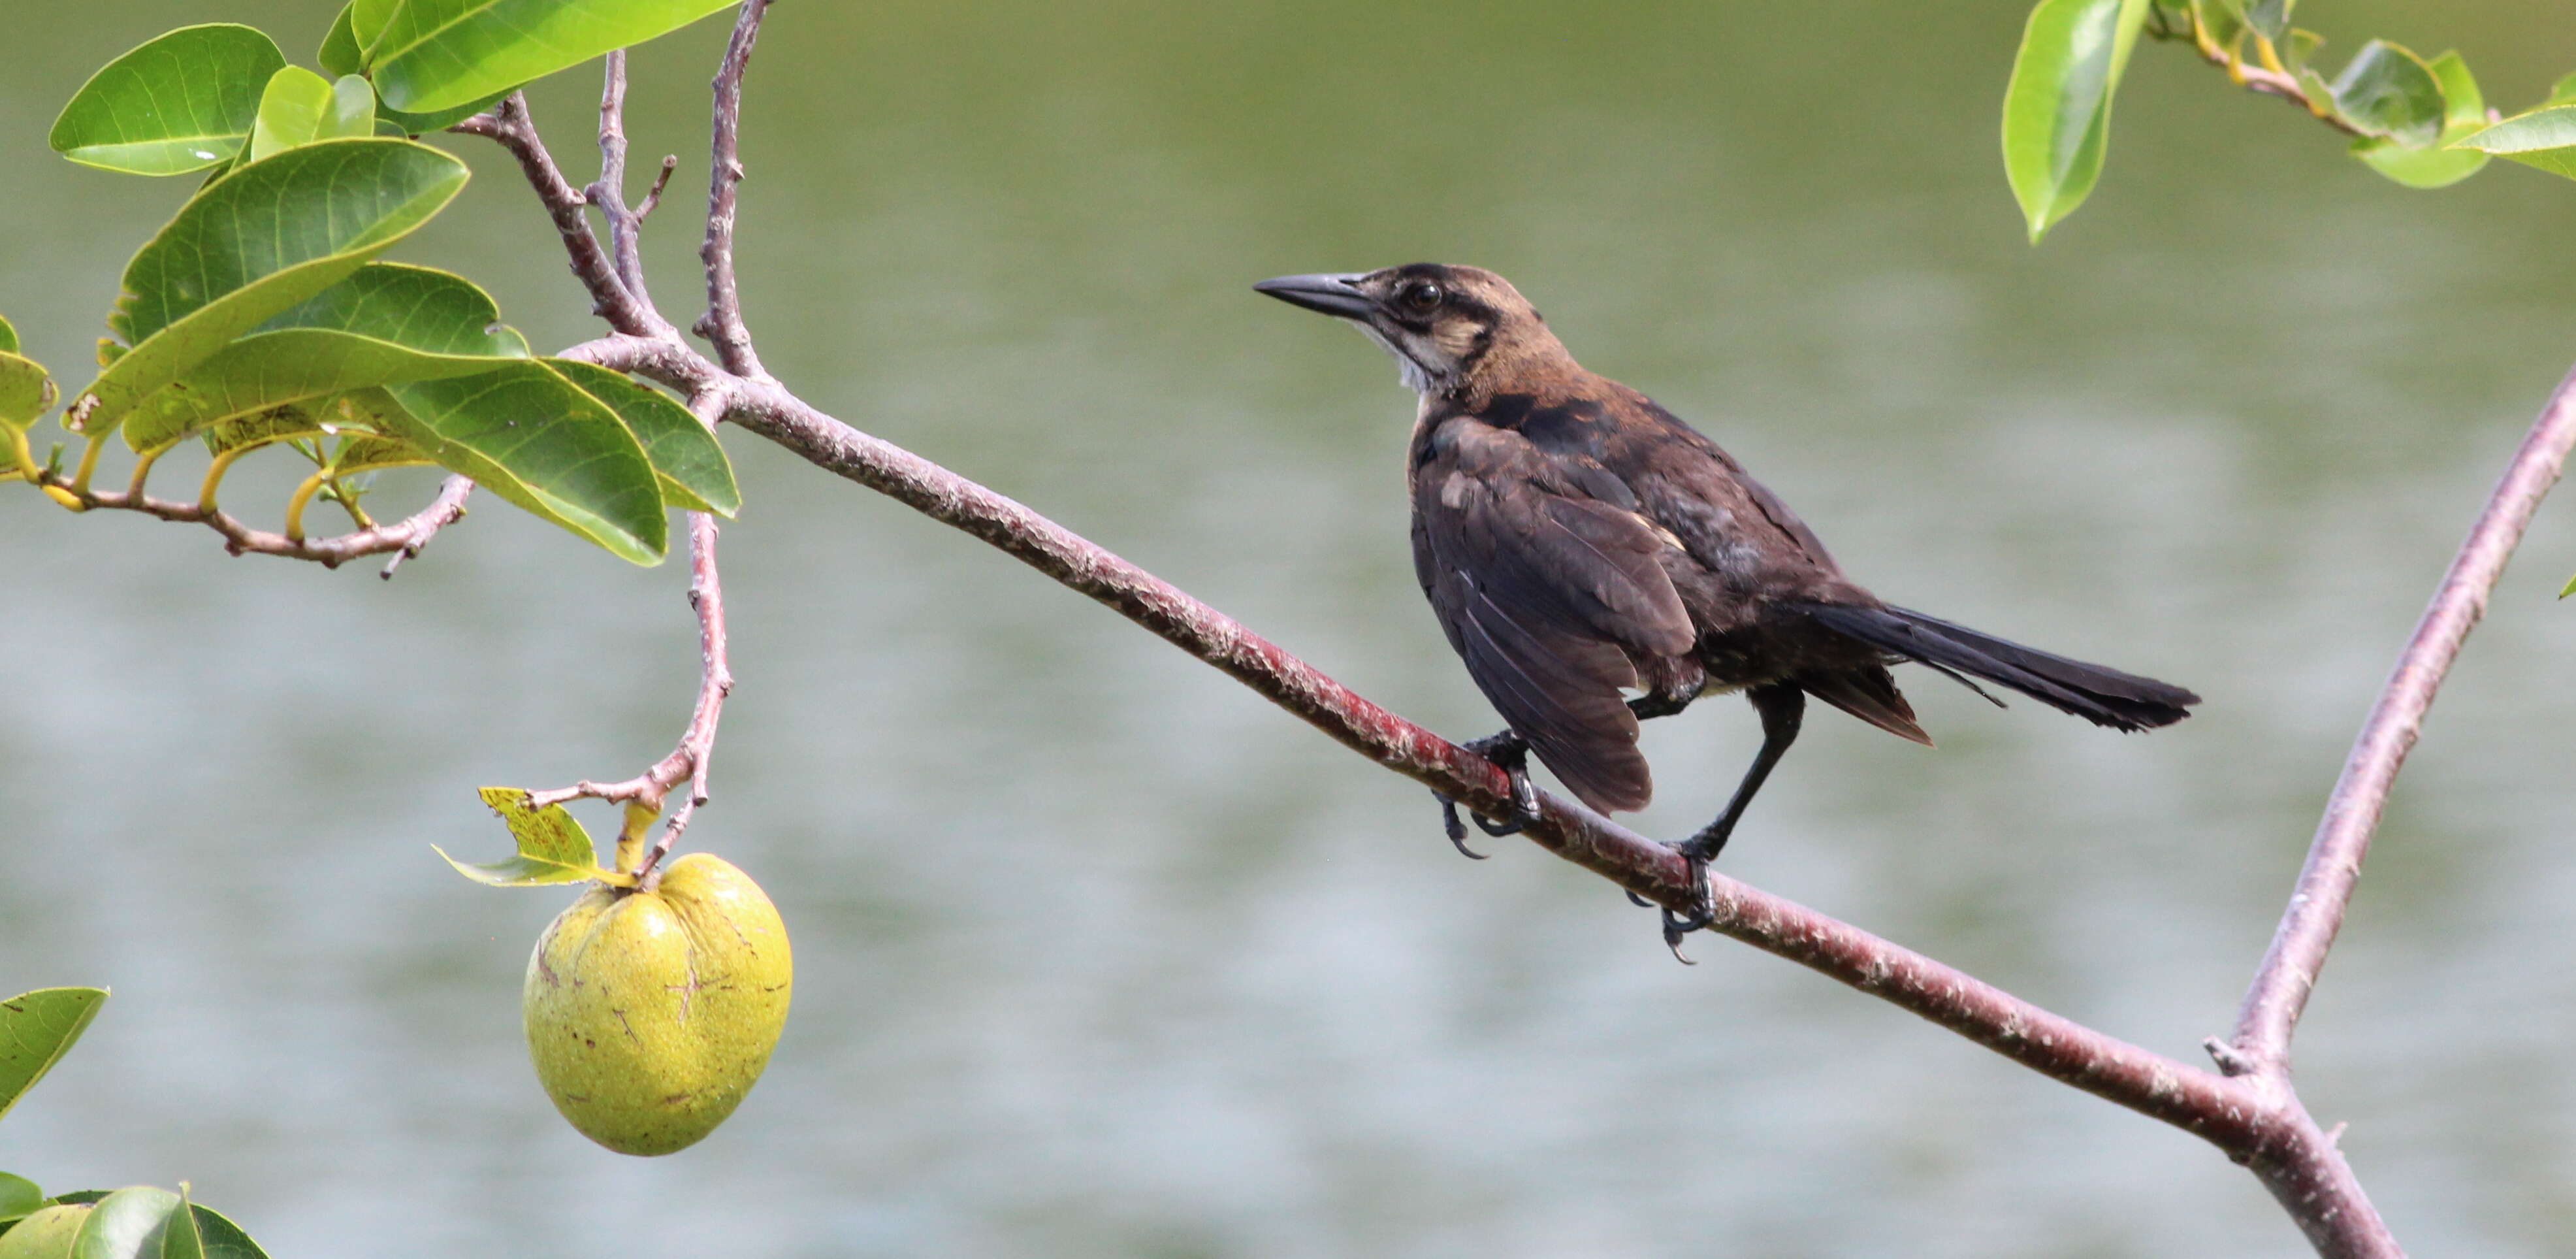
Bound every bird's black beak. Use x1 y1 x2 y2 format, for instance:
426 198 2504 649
1253 272 1376 319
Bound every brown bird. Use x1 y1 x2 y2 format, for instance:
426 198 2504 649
1255 263 2198 944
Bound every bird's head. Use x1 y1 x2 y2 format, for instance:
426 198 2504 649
1253 263 1568 399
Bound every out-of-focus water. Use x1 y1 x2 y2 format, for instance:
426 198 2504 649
7 2 2576 1254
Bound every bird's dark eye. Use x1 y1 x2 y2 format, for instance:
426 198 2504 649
1398 280 1443 313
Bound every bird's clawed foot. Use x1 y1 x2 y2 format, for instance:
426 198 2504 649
1432 730 1539 858
1647 829 1728 964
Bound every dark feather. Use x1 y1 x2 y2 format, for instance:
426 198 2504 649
1799 603 2198 731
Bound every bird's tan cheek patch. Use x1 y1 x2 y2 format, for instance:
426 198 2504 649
1436 322 1483 360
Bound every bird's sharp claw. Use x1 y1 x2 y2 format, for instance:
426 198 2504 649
1434 794 1491 859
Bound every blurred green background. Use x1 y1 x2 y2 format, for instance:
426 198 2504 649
7 2 2576 1255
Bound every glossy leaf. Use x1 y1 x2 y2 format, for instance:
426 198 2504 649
248 67 335 162
378 362 669 562
179 1204 268 1259
2553 71 2576 105
2354 52 2488 189
2329 40 2443 147
438 788 621 887
2241 0 2290 44
548 359 740 516
327 78 378 140
67 1185 180 1259
2002 0 2153 241
156 1188 203 1259
364 0 735 114
2185 0 2240 48
2453 105 2576 181
0 989 107 1124
0 316 18 357
320 8 512 135
49 25 284 176
0 1175 40 1223
78 139 470 436
123 263 526 453
319 6 362 77
0 355 52 433
331 433 437 474
203 408 330 459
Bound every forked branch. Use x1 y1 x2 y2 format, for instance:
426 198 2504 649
492 5 2576 1254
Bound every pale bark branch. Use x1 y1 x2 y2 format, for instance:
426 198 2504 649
2232 366 2576 1065
693 0 769 379
518 6 2576 1254
24 468 475 572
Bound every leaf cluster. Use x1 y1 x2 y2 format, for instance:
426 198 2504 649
0 990 274 1258
2003 0 2576 240
15 3 743 563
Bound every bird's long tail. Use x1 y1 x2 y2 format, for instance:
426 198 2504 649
1798 603 2198 732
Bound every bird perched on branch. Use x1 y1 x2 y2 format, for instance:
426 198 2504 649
1254 263 2198 951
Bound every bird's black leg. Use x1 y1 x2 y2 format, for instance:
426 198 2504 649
1660 683 1805 957
1431 728 1538 857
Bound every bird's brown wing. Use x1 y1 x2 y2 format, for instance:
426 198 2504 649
1413 424 1695 813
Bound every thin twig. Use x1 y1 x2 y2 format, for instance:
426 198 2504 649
451 95 669 338
2233 365 2576 1066
638 155 680 220
587 51 658 308
694 0 771 379
20 470 475 570
524 507 733 877
2153 13 2371 139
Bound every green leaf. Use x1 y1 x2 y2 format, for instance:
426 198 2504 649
68 1186 180 1259
2354 51 2490 189
364 0 735 115
548 359 740 516
0 989 108 1124
50 25 285 176
0 355 54 433
319 6 363 78
2242 0 2290 44
324 10 514 135
327 77 378 141
0 1175 41 1223
2185 0 2240 48
378 362 669 562
2001 0 2154 242
177 1205 267 1259
379 88 518 137
2552 71 2576 105
248 67 336 163
330 433 436 474
2453 105 2576 181
203 407 329 459
353 0 401 48
122 263 527 454
438 788 619 887
76 138 469 437
0 316 18 357
156 1188 202 1259
2281 27 2323 74
2329 40 2443 147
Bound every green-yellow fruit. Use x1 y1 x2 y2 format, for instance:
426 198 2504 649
0 1204 91 1259
523 852 792 1155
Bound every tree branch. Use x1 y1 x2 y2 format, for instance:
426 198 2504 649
451 93 669 338
528 7 2576 1252
524 507 733 877
693 0 769 379
23 467 475 572
2233 366 2576 1064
